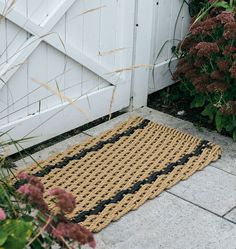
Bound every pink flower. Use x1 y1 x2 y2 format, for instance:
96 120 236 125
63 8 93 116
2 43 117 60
220 101 236 115
89 239 96 249
28 176 44 193
0 208 6 221
18 184 31 195
194 42 220 57
17 172 44 193
49 188 76 213
17 171 30 180
216 11 235 24
18 184 49 212
223 22 236 40
52 222 96 248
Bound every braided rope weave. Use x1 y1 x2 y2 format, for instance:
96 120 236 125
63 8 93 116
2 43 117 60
16 116 221 232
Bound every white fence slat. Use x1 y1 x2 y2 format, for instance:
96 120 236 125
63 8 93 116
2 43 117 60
0 17 6 69
27 42 48 114
6 20 27 64
27 0 48 25
14 0 27 16
99 0 116 69
46 47 65 109
7 63 28 122
132 0 155 108
98 0 117 90
64 59 83 100
149 0 190 93
0 17 7 125
82 0 101 95
65 0 84 51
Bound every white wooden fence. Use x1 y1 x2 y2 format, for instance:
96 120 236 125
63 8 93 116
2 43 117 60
0 0 190 154
148 0 190 93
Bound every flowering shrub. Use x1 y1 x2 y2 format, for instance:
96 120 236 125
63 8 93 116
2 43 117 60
173 0 236 140
0 170 96 249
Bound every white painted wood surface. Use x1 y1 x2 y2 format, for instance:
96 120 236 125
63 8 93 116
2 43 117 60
148 0 190 94
0 0 190 154
132 0 155 108
0 0 135 154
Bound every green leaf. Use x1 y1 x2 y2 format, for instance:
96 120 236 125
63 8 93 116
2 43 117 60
30 239 45 249
233 129 236 142
1 219 33 249
215 112 223 132
214 1 230 9
191 95 206 108
21 214 34 222
225 122 234 132
0 231 8 246
201 104 216 121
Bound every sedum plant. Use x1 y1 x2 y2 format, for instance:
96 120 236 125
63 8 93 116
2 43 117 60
0 137 96 249
173 0 236 140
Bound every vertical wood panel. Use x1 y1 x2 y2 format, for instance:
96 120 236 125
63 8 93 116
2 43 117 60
6 19 28 122
115 0 134 82
11 0 27 16
0 85 8 126
153 0 172 64
6 21 27 63
46 3 66 109
99 0 116 69
149 0 190 93
46 46 65 109
181 3 191 39
27 0 47 25
82 0 100 95
65 1 83 99
7 63 28 122
132 0 154 108
66 0 84 51
0 16 6 70
0 15 7 125
3 3 27 123
27 42 48 114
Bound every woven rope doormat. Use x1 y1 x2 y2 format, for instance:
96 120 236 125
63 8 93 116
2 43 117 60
15 116 221 232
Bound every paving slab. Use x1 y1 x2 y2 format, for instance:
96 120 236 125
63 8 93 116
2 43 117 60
84 192 236 249
225 208 236 223
168 166 236 216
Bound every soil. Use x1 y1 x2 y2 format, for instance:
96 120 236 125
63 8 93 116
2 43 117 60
147 83 230 137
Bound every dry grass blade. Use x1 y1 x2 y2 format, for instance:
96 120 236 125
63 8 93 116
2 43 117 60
70 5 106 21
106 64 153 75
31 78 90 119
1 0 16 18
99 47 130 56
108 86 116 120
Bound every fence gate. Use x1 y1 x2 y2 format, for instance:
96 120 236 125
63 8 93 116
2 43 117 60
0 0 137 154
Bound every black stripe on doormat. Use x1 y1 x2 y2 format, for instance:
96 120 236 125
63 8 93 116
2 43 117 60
14 119 150 189
71 140 213 224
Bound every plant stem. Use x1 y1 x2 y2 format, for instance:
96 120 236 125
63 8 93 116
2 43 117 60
27 216 53 247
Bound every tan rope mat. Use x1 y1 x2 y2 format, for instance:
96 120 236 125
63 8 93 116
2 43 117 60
15 116 221 232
